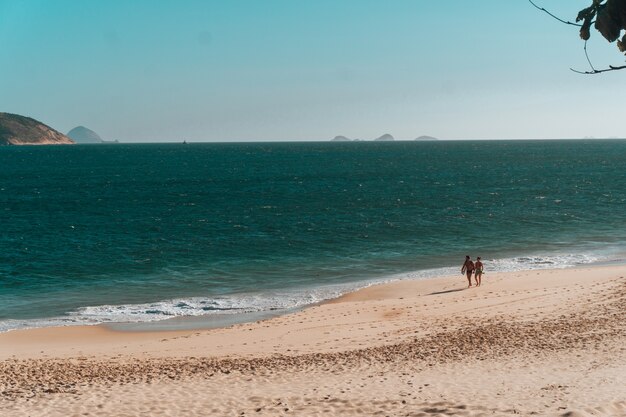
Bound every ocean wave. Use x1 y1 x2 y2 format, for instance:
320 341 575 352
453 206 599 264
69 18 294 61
0 251 616 333
0 281 366 333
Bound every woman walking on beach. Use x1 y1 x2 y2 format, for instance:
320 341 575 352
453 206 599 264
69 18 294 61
474 257 484 287
461 255 475 288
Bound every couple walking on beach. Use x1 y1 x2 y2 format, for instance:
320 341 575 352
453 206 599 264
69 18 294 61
461 256 483 288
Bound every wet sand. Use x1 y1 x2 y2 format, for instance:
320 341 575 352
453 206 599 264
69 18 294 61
1 265 625 416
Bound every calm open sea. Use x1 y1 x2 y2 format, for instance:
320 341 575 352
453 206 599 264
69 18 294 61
1 140 625 331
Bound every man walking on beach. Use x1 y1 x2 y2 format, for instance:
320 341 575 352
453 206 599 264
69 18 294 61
461 255 475 288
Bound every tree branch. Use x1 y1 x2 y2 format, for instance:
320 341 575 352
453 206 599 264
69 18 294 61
529 1 626 75
572 40 626 75
527 0 583 27
583 41 597 72
570 64 626 74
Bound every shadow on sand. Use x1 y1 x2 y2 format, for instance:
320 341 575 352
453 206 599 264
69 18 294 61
428 288 466 296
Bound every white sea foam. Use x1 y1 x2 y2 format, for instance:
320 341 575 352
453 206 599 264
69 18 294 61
0 250 618 333
397 252 604 281
0 281 365 333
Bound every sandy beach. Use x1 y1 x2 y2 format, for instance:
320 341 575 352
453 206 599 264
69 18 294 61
1 265 625 416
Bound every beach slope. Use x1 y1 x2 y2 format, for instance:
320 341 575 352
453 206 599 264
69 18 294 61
1 266 625 416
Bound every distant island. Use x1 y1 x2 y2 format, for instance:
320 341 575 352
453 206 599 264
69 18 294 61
0 113 74 145
330 135 364 142
331 135 351 142
67 126 103 144
67 126 119 144
331 133 438 142
374 133 394 141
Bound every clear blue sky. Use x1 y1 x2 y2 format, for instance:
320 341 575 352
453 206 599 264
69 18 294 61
1 0 625 141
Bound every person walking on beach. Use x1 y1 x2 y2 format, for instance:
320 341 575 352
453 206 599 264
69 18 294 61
461 255 475 288
474 257 484 287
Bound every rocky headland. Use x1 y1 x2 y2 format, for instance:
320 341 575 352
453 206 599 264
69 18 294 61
0 113 74 145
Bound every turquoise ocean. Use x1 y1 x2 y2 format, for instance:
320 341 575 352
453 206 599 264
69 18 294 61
1 140 625 332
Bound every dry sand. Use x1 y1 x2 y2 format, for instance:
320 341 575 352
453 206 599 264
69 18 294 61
1 265 625 416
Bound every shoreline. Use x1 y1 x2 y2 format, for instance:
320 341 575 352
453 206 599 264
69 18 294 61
1 263 623 359
2 264 625 416
3 252 623 335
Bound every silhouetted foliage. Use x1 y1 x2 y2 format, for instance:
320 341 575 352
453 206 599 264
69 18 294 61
530 0 626 73
577 0 626 53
